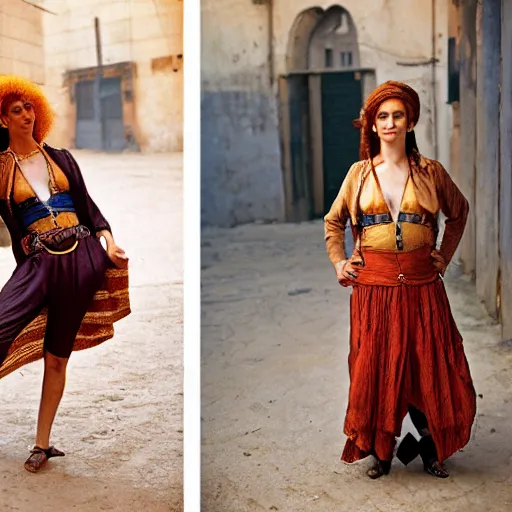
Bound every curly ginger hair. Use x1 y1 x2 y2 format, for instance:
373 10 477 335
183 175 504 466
0 75 55 144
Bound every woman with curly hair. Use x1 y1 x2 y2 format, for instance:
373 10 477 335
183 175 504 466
0 75 130 472
324 81 476 479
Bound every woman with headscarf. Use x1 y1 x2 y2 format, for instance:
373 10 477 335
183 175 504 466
0 76 130 472
324 80 476 479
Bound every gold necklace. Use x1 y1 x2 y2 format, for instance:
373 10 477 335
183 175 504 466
14 148 40 162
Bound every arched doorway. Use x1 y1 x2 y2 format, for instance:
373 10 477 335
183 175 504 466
279 5 375 222
286 5 360 71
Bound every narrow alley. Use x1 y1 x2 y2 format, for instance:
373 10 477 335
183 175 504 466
201 221 512 512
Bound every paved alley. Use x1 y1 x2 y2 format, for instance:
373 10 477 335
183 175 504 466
201 221 512 512
0 151 183 511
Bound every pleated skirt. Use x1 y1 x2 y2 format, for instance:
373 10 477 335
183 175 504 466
341 246 476 463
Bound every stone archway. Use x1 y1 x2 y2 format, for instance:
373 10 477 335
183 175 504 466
286 5 360 72
281 5 369 222
286 7 324 71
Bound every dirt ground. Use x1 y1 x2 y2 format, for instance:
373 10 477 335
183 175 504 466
201 221 512 512
0 151 183 511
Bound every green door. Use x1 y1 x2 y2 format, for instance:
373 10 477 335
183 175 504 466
321 72 362 213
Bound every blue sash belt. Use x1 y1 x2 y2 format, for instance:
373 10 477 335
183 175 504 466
15 192 76 230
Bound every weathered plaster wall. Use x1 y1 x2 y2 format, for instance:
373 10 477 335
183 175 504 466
201 1 283 226
500 0 512 339
0 0 44 84
475 0 500 319
458 0 477 276
454 0 512 336
201 0 450 227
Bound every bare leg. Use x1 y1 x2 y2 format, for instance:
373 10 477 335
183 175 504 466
35 352 69 449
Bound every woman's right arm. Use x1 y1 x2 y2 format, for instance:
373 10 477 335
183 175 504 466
324 162 360 283
324 162 360 265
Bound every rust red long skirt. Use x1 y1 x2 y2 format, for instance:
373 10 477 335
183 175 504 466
342 245 476 463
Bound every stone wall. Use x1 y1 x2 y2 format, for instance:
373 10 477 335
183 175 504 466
451 0 512 339
201 0 283 226
475 0 501 319
500 0 512 339
0 0 45 84
0 0 45 247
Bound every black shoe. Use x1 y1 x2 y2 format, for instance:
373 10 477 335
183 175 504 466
418 435 449 478
366 458 391 479
396 433 420 466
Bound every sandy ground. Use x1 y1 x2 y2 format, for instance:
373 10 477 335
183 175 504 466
0 151 183 511
201 221 512 512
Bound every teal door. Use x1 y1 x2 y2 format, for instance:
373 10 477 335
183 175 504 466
321 72 362 213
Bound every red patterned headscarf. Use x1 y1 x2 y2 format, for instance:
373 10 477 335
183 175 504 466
353 80 420 161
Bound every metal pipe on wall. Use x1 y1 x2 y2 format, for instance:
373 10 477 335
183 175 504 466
431 0 438 160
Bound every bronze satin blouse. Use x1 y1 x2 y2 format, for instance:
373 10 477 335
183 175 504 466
12 148 80 233
324 153 469 267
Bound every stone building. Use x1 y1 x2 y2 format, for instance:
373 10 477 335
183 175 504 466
447 0 512 340
42 0 183 153
0 0 45 84
0 0 46 246
201 0 451 227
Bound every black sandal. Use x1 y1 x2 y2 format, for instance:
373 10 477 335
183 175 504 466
419 436 449 478
425 460 449 478
24 445 65 473
366 458 391 479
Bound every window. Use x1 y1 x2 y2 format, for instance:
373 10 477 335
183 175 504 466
447 37 460 103
324 48 333 68
340 51 353 68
